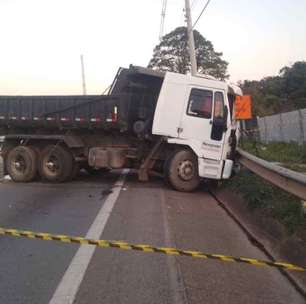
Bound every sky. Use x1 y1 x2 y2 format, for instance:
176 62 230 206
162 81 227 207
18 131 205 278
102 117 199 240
0 0 305 95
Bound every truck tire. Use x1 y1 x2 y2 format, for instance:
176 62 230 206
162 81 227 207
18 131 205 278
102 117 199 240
6 146 38 182
1 142 16 175
165 150 200 192
39 145 73 182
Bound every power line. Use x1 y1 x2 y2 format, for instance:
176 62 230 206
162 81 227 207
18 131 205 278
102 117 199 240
192 0 211 28
159 0 168 41
80 54 87 95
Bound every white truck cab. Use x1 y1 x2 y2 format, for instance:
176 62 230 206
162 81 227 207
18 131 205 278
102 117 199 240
152 71 242 181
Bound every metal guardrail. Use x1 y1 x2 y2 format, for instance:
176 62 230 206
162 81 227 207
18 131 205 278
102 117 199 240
237 148 306 200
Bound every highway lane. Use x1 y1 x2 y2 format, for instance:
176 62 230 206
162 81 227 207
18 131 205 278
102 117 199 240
74 173 304 304
0 171 118 304
0 171 305 303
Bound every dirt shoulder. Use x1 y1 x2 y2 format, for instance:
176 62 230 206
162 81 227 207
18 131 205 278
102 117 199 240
212 176 306 293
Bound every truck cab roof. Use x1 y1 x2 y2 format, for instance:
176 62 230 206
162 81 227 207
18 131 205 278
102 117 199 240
110 65 242 97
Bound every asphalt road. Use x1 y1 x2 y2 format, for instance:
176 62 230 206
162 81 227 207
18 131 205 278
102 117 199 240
0 170 304 304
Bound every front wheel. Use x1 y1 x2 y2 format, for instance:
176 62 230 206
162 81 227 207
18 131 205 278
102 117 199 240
165 150 200 192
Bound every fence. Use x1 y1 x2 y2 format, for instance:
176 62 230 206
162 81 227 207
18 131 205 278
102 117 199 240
257 109 306 145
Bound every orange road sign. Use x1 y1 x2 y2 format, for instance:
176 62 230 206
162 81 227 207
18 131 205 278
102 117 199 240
235 95 252 120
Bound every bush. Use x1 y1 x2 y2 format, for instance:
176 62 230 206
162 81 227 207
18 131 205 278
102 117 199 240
226 170 305 234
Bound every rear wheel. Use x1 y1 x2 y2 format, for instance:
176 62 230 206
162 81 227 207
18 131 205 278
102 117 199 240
39 145 73 182
165 150 200 192
6 145 38 182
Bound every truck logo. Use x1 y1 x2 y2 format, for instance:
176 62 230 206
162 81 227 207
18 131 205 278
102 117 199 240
202 142 221 149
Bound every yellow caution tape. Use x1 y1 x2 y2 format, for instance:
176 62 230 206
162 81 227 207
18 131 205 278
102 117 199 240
0 227 305 272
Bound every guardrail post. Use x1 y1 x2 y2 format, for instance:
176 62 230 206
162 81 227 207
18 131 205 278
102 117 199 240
279 113 284 142
263 117 268 144
298 110 304 146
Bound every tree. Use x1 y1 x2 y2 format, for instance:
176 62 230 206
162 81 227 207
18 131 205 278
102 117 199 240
280 62 306 108
240 61 306 116
148 27 229 80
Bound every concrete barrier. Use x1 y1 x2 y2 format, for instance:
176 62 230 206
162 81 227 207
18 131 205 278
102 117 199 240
258 108 306 145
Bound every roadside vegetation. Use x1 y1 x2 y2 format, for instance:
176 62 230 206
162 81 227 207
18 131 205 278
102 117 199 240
240 140 306 172
225 169 306 240
240 61 306 116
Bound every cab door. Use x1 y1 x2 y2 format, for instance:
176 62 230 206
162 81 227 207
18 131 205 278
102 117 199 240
178 86 227 161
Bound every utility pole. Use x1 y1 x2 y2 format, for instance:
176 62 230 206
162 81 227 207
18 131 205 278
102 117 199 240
184 0 197 76
159 0 168 41
80 54 87 95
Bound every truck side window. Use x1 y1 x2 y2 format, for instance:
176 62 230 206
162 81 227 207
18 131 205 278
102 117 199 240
211 92 225 141
214 92 224 119
187 89 212 119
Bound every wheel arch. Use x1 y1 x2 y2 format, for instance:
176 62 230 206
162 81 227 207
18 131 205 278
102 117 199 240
162 143 196 163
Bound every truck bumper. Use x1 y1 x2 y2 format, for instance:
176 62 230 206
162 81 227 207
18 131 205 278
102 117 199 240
222 159 233 179
198 158 233 180
198 158 223 180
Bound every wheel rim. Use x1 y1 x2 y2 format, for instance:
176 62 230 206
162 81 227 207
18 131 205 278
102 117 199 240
13 154 27 174
44 154 61 177
178 160 195 181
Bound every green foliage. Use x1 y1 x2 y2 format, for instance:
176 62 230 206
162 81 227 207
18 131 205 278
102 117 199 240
148 27 228 80
240 140 306 165
226 170 305 234
240 61 306 116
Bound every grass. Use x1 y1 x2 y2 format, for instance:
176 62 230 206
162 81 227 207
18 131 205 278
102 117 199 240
225 169 306 237
240 140 306 172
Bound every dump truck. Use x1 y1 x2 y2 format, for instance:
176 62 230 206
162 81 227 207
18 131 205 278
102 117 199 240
0 65 243 191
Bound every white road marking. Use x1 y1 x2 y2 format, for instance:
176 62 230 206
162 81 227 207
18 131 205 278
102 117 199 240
49 169 128 304
161 190 188 304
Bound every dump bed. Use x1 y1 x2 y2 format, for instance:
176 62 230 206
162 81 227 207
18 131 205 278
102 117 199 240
0 94 131 131
0 66 164 134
